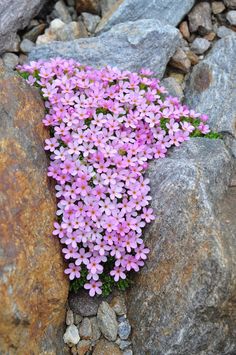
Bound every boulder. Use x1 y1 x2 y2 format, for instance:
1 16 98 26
185 35 236 141
95 0 195 33
127 138 236 354
0 66 68 353
0 0 46 54
29 19 180 78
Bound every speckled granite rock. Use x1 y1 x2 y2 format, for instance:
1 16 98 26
0 66 68 354
29 19 180 78
0 0 46 54
127 138 236 354
96 0 195 33
185 35 236 138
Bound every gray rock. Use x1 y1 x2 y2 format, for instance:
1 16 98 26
118 320 131 340
224 0 236 9
161 77 184 101
90 317 101 342
29 19 180 78
188 2 213 35
0 0 46 54
191 37 211 54
81 12 100 33
97 301 118 341
79 318 92 340
63 325 80 346
5 35 20 53
127 138 235 354
169 48 191 74
96 0 195 33
226 10 236 25
185 35 236 138
54 0 72 23
217 25 236 38
2 53 19 69
68 290 101 317
20 39 35 54
74 314 83 325
66 309 74 326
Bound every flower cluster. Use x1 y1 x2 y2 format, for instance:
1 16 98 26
18 58 210 296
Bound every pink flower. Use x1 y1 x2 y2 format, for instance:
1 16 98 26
19 58 211 296
84 280 102 297
110 267 126 281
65 263 81 280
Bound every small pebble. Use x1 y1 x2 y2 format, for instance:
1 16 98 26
79 317 92 340
74 313 83 325
118 320 131 340
90 317 101 342
2 53 19 69
186 50 199 66
212 1 226 14
49 18 65 34
217 25 236 37
97 301 118 341
66 309 74 325
191 38 211 54
23 23 46 42
226 10 236 25
123 349 133 355
110 295 127 316
179 21 190 40
5 35 20 53
20 39 35 54
63 324 80 346
81 12 100 33
54 0 72 23
77 339 91 355
116 338 132 350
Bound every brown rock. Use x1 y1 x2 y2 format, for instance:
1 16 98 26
212 1 226 14
188 2 213 35
0 67 68 354
179 21 190 40
186 50 199 66
168 72 185 84
169 48 191 73
93 339 122 355
23 23 47 42
76 0 101 14
204 31 216 41
77 339 91 355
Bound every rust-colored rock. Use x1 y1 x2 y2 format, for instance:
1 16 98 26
179 20 190 40
93 339 122 355
76 0 101 14
0 66 69 354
